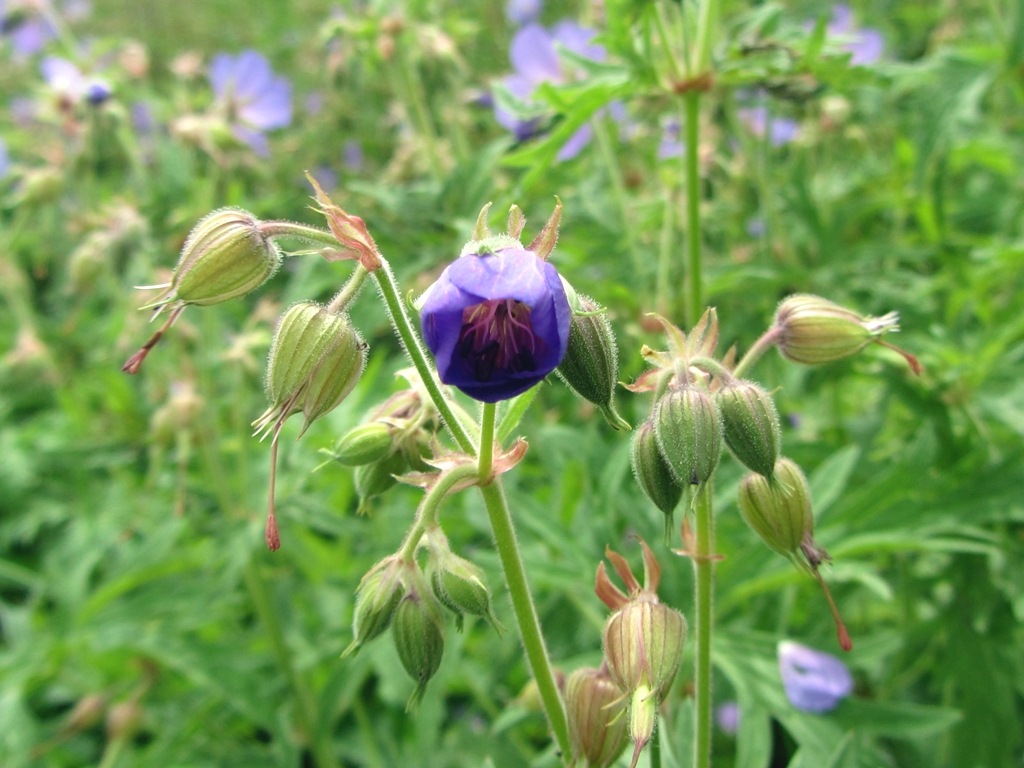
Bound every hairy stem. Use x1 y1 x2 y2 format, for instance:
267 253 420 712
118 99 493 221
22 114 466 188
693 484 715 768
327 264 368 313
398 464 479 562
732 327 781 379
478 402 496 481
684 91 702 328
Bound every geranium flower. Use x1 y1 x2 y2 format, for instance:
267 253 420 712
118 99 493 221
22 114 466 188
738 105 799 146
658 117 684 159
209 49 292 157
715 701 740 734
778 640 853 712
41 56 111 105
820 4 883 65
1 0 56 57
494 21 606 161
506 0 541 27
0 137 9 178
420 246 571 402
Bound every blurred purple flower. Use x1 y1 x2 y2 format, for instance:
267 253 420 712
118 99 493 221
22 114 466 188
746 217 766 238
41 56 111 105
2 1 57 57
826 4 883 65
210 49 292 158
343 139 364 172
309 164 338 192
494 21 605 161
304 91 324 115
506 0 541 26
420 246 571 402
716 701 740 734
778 641 853 713
11 96 36 127
131 100 154 134
738 106 799 146
658 117 684 159
0 137 9 178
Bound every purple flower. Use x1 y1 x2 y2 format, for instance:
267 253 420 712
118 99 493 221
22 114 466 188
746 217 766 238
2 1 57 57
209 49 292 157
738 106 799 146
825 4 883 65
420 246 571 402
0 137 9 178
506 0 541 26
41 56 112 105
716 701 740 735
494 21 605 161
343 139 364 172
778 640 853 713
131 100 154 134
658 117 684 159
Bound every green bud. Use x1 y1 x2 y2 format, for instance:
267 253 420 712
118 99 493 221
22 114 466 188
344 558 405 656
354 451 408 514
334 422 394 466
773 294 899 366
556 295 630 430
653 385 722 490
603 598 686 700
429 551 501 633
161 208 280 308
392 591 445 707
299 323 365 432
737 458 813 558
566 666 628 768
106 699 143 741
631 420 684 542
626 685 657 768
715 380 781 480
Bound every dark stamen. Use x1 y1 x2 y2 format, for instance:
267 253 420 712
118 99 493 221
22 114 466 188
458 299 541 382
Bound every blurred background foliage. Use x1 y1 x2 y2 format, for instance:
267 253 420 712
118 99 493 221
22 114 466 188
0 0 1022 766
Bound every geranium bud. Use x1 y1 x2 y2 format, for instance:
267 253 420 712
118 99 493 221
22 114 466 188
772 295 919 373
556 293 630 430
106 699 143 741
428 545 501 633
627 685 657 768
344 558 405 656
334 422 394 466
653 384 723 490
65 694 107 733
631 420 684 543
298 324 365 433
715 380 781 480
566 665 628 768
737 458 811 558
392 590 445 707
603 598 686 700
154 208 280 310
778 640 852 712
419 242 571 402
354 451 408 514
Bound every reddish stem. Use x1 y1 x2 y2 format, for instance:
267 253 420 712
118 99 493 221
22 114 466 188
121 306 185 374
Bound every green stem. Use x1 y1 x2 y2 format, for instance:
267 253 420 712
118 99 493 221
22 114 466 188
591 116 644 277
327 264 368 313
259 221 347 250
656 182 675 316
684 91 702 328
245 559 339 768
651 722 662 768
479 481 571 762
398 464 479 562
395 42 444 181
97 737 125 768
478 402 496 481
690 354 735 382
732 328 781 379
693 484 715 768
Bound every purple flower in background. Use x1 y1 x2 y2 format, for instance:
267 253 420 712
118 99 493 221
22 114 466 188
304 91 324 115
41 56 112 105
210 49 292 157
826 4 883 65
658 117 684 159
2 0 57 57
506 0 541 26
343 139 364 172
494 21 605 161
0 137 9 178
778 641 853 713
746 217 766 238
420 247 571 402
131 101 154 134
738 106 799 146
11 96 36 127
716 701 740 734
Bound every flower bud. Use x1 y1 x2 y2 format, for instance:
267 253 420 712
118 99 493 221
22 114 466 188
344 558 405 656
603 598 686 700
653 385 722 490
737 458 812 558
428 548 501 633
631 420 684 542
566 666 628 768
627 685 657 768
298 322 366 432
106 699 143 741
65 694 107 733
392 590 445 707
334 422 394 466
354 450 408 514
556 294 630 430
772 294 898 366
715 380 781 479
158 208 280 309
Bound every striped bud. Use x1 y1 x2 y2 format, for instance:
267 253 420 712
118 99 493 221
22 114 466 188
344 558 405 656
354 451 408 514
631 420 684 542
429 551 501 633
556 294 630 430
392 591 445 707
773 295 898 366
737 458 812 558
653 385 722 489
566 666 628 768
716 380 781 479
603 598 686 701
334 422 394 466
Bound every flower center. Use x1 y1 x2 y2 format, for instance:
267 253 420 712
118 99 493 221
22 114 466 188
458 299 538 382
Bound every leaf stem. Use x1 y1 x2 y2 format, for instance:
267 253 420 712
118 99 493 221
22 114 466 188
693 484 715 768
591 115 644 277
479 402 496 481
684 91 702 327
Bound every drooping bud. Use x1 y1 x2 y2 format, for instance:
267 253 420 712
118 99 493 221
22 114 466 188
392 590 445 707
344 558 406 656
715 380 781 480
426 532 502 632
354 450 409 514
631 420 684 543
151 208 280 311
298 323 366 433
772 294 921 373
106 699 143 741
556 293 631 430
566 665 628 768
333 422 394 466
603 599 686 700
737 458 811 559
653 384 723 490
